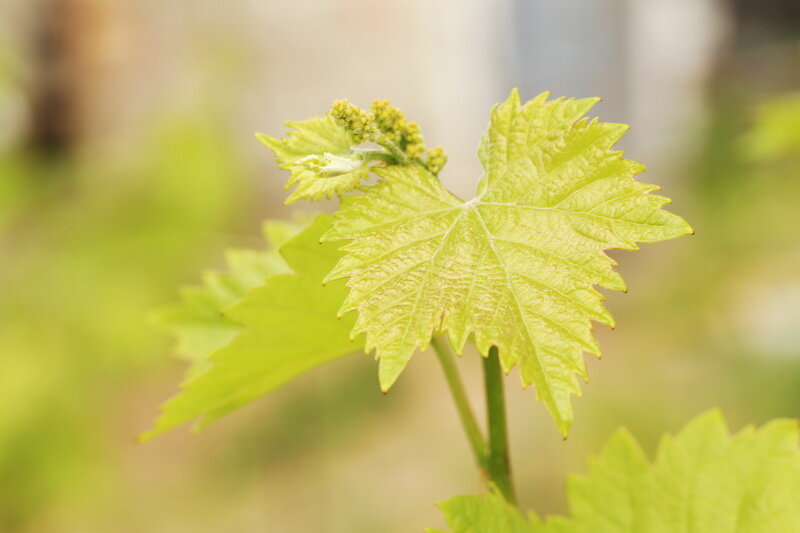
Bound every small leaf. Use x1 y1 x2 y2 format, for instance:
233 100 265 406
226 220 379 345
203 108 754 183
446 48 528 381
431 486 544 533
323 90 692 434
141 215 363 440
257 115 369 204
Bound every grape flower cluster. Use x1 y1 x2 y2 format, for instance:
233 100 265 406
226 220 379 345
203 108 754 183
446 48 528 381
329 98 447 176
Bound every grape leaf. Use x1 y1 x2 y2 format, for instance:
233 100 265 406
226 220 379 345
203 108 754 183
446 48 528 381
323 90 692 434
257 115 368 204
428 486 544 533
141 215 362 440
151 221 298 378
434 411 800 532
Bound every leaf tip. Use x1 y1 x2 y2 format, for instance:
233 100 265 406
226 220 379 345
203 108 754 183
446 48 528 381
283 190 302 205
506 87 522 107
255 132 275 148
557 417 573 439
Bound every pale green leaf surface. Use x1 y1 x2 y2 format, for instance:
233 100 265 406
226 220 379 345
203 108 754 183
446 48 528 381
257 115 368 204
429 487 544 533
324 90 692 434
434 411 800 533
151 221 298 377
141 215 362 440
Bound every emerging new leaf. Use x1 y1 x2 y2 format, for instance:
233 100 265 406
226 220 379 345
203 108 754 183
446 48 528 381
324 90 692 434
433 411 800 532
257 115 369 204
141 215 362 440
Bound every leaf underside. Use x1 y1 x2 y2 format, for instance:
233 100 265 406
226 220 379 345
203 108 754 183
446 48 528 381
433 411 800 532
324 90 692 434
141 215 362 440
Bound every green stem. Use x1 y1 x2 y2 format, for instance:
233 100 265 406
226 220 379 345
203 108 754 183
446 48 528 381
372 135 417 167
358 150 395 164
483 346 516 504
431 336 488 472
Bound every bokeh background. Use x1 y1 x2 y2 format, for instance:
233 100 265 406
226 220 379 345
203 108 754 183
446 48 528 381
1 0 799 531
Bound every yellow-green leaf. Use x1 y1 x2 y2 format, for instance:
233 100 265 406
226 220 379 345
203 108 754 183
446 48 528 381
141 215 362 440
151 220 298 377
324 90 692 434
434 412 800 532
257 115 368 204
429 486 544 533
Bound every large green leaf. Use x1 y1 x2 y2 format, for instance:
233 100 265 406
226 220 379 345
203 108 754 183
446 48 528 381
141 215 362 440
323 90 692 434
433 411 800 532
